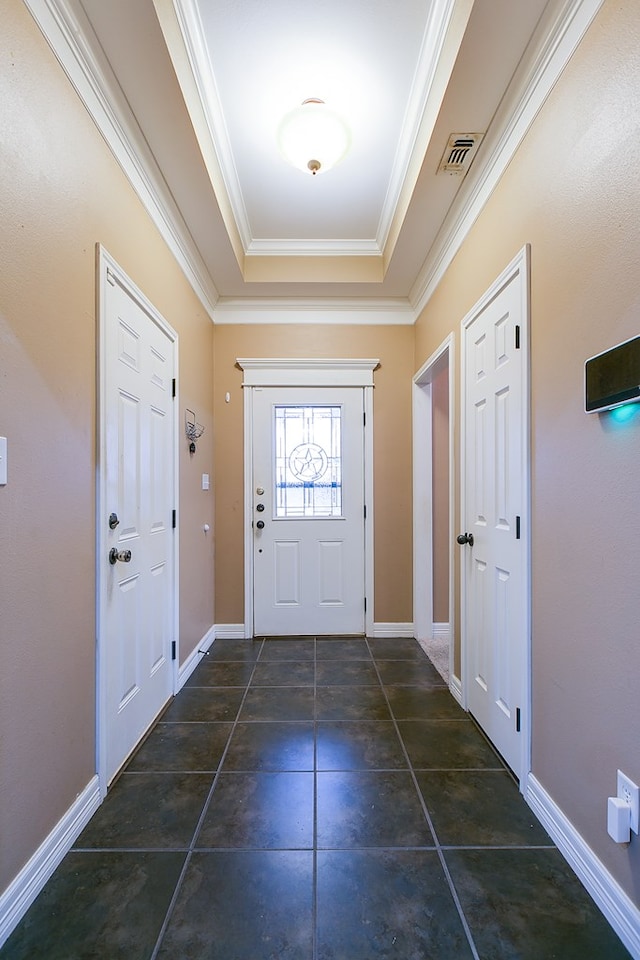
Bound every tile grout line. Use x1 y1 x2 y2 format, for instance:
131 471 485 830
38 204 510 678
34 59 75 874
69 840 557 855
364 636 481 960
149 639 265 960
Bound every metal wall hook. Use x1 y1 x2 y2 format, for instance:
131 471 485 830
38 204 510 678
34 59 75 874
185 408 205 454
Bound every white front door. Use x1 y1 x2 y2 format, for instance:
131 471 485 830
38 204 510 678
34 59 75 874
460 248 530 780
251 386 366 636
99 249 176 787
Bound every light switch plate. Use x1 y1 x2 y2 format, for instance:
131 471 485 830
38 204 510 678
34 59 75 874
0 437 7 485
202 473 210 491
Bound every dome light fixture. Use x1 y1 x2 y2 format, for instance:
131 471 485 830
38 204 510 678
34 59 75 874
277 98 351 176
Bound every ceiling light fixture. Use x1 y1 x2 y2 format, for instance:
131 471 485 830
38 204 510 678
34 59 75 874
277 98 350 176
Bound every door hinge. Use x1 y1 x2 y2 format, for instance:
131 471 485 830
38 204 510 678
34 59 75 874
516 515 521 540
363 411 366 427
515 325 521 349
172 378 176 398
364 504 367 520
171 641 177 661
172 509 176 529
364 597 367 613
516 707 521 732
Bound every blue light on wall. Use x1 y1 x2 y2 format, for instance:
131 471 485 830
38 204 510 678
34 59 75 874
610 402 639 424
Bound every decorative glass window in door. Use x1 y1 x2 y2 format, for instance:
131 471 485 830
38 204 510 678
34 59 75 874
274 405 342 517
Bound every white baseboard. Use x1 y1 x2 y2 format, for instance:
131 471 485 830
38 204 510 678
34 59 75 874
222 624 417 640
177 625 216 691
371 622 414 638
526 774 640 960
0 775 101 949
432 622 450 640
215 623 247 640
449 673 463 705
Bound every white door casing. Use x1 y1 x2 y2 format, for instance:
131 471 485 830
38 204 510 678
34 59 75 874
97 246 177 792
460 246 531 784
239 360 377 638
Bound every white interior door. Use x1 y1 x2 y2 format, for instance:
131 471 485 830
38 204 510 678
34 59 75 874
99 250 176 788
252 386 366 636
460 249 530 780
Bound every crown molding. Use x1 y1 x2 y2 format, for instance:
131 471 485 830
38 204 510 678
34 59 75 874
410 0 605 317
169 0 253 253
246 238 382 257
162 0 466 262
23 0 605 324
214 298 416 325
376 0 467 253
23 0 220 320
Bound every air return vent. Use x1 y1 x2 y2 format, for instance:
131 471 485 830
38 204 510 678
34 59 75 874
438 133 484 176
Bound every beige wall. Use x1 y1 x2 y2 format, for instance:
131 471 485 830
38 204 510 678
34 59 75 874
212 324 414 626
415 0 640 902
0 0 214 893
2 0 639 928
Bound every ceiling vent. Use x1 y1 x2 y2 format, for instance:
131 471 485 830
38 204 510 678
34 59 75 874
438 133 484 176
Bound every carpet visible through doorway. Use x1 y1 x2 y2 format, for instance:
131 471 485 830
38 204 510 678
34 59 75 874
418 636 449 685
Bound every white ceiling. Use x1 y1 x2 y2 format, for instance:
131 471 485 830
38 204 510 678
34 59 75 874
45 0 575 315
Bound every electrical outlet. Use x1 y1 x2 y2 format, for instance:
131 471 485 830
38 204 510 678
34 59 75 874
617 770 639 834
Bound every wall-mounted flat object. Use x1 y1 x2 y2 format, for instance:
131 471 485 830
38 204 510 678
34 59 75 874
585 335 640 413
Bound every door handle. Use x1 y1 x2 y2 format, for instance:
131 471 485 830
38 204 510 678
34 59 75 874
109 547 132 565
256 503 265 512
456 533 474 547
256 520 265 530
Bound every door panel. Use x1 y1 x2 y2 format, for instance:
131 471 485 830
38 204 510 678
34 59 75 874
273 539 301 605
462 262 528 777
252 387 365 636
318 540 343 604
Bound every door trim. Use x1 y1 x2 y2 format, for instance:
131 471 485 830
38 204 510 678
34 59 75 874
96 244 179 797
238 357 380 387
459 244 531 788
412 334 456 688
237 359 378 638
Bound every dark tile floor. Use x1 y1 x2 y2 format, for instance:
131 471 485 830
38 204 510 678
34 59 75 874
2 637 631 959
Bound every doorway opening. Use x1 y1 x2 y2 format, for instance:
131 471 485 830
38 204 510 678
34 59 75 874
412 335 457 697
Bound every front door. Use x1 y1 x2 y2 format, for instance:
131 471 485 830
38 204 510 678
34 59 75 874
460 248 530 780
251 386 366 636
99 249 176 787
